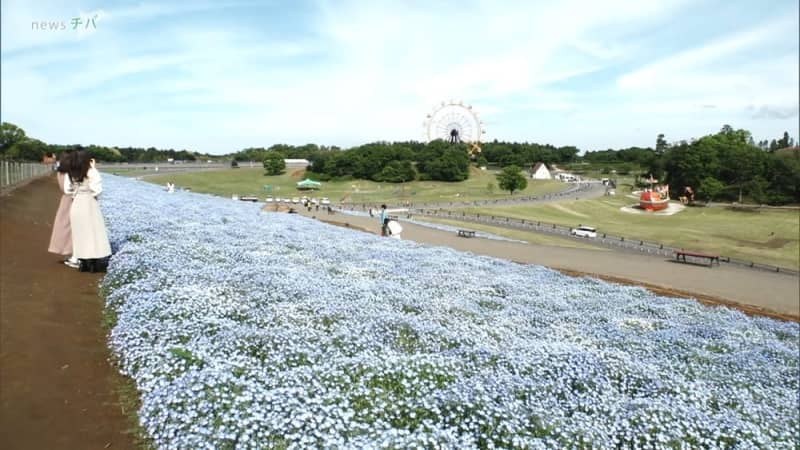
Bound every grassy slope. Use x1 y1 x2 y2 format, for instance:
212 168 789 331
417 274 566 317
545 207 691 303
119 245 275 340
465 193 799 270
143 167 566 204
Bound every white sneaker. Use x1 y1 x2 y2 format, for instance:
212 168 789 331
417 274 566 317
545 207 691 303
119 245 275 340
64 260 80 269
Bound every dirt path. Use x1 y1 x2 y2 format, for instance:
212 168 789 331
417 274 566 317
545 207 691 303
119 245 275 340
297 208 799 321
1 176 137 450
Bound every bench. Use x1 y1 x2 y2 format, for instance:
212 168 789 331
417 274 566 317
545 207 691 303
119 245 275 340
674 250 720 267
457 229 476 238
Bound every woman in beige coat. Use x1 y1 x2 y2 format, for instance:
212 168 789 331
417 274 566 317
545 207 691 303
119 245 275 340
48 150 80 268
66 151 111 262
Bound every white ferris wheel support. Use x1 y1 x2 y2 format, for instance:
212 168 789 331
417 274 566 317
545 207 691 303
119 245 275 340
423 100 486 157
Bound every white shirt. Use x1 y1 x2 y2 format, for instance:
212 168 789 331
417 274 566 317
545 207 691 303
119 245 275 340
64 167 103 197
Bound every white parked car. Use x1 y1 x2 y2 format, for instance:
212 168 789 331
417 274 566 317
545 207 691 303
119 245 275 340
571 226 597 238
265 196 274 202
320 197 331 205
291 197 300 204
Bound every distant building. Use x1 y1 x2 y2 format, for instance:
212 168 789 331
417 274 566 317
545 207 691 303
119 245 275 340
284 159 310 168
530 162 552 180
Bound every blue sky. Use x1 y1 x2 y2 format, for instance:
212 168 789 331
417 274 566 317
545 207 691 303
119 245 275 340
2 0 798 154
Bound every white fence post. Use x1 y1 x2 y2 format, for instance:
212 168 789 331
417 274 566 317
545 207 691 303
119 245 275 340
0 161 50 189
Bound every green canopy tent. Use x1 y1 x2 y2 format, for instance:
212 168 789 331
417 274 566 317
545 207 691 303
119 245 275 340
296 178 322 190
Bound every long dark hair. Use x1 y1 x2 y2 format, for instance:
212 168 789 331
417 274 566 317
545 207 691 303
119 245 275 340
56 150 73 174
69 150 93 183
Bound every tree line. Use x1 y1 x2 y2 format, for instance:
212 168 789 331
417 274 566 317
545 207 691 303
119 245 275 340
231 140 472 182
307 140 470 182
478 141 579 167
581 126 798 204
233 140 580 183
0 122 214 163
3 120 797 204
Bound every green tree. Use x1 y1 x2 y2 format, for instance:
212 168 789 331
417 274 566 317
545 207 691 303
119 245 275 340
769 139 779 151
656 133 668 155
716 128 765 202
663 138 721 194
6 138 47 161
744 176 769 204
699 177 725 202
496 165 527 195
423 147 470 181
375 160 416 182
476 155 488 167
262 152 286 175
351 144 388 179
1 122 26 154
556 146 579 163
641 150 665 182
767 150 800 203
778 131 791 149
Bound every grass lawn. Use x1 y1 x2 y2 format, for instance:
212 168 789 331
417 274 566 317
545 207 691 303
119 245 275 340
143 166 566 204
465 187 799 270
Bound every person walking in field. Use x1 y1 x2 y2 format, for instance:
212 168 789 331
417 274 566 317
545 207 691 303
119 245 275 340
48 150 80 268
66 151 111 268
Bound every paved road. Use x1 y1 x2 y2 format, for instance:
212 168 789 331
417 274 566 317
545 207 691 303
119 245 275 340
295 206 799 320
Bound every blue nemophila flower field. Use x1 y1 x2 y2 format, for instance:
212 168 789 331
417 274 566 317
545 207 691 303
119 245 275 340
99 176 799 449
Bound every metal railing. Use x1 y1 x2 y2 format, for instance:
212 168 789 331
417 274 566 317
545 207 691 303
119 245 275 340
0 161 52 189
406 209 799 276
336 181 797 276
341 198 798 276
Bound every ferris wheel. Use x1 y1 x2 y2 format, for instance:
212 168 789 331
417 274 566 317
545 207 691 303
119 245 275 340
423 101 485 156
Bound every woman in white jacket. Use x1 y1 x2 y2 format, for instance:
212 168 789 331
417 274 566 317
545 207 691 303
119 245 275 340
66 151 111 264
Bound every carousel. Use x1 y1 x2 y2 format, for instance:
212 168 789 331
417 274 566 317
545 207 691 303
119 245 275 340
639 175 670 211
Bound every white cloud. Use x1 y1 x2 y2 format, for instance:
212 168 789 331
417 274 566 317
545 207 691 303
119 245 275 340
750 104 799 120
608 15 799 145
1 0 797 153
616 17 799 111
618 18 795 91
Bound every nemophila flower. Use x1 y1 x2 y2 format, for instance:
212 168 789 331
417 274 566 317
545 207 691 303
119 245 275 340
96 175 800 449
